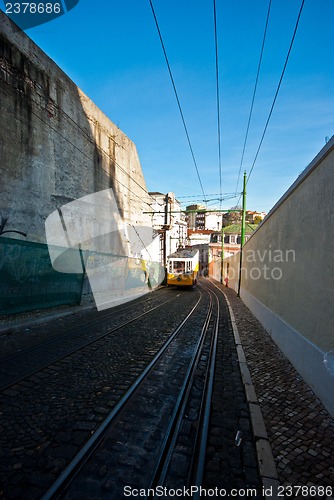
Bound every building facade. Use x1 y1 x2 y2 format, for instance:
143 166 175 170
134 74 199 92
148 192 187 264
188 224 257 280
246 211 267 223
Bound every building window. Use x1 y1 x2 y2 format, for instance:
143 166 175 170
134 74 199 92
230 235 236 244
211 233 221 243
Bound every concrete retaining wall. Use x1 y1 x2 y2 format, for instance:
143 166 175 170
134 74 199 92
223 136 334 416
0 11 150 244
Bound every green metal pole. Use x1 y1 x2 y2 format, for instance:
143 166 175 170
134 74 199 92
220 220 224 283
237 172 247 297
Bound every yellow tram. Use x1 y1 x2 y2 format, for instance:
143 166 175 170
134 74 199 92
167 248 199 287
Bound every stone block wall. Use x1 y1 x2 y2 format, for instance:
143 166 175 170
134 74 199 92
0 10 151 244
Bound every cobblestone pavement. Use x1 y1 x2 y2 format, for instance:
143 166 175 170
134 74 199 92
1 284 333 499
0 289 201 499
203 280 263 496
217 281 334 497
1 284 264 498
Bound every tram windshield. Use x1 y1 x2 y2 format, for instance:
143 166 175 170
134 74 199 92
172 261 185 273
169 260 192 274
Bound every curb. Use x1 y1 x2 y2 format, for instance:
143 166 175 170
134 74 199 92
211 279 281 500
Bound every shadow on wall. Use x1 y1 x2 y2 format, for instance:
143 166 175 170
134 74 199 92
0 11 154 314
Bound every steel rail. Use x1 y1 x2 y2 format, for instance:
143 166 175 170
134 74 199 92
41 291 203 500
192 283 220 497
0 287 172 363
148 289 214 494
0 292 180 392
148 282 220 496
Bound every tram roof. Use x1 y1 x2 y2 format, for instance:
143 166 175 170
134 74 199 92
167 248 199 259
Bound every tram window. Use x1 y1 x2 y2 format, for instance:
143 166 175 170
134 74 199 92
186 261 192 272
174 261 185 273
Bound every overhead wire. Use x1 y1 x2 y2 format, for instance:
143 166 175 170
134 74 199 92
0 79 164 215
178 194 240 212
148 0 207 204
235 0 272 195
213 0 223 207
246 0 305 185
0 82 159 214
177 192 236 199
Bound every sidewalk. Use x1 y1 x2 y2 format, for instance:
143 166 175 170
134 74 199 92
218 281 334 495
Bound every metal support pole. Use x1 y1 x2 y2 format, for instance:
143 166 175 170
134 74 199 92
237 172 247 297
163 193 168 268
162 194 170 285
220 218 224 283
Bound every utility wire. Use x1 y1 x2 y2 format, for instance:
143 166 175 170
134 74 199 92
235 0 272 194
148 0 207 203
213 0 223 206
177 192 236 199
0 82 160 213
247 0 305 184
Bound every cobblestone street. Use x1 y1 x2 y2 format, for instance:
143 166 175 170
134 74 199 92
221 282 334 495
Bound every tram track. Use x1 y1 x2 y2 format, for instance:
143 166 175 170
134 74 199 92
42 283 221 499
0 289 179 392
0 279 263 499
0 287 172 359
149 282 220 499
0 287 202 499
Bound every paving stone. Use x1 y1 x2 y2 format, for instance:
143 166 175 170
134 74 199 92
169 452 191 477
5 281 334 497
222 284 334 489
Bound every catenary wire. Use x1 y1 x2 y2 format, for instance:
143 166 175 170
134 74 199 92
177 194 240 211
246 0 305 185
148 0 207 203
213 0 223 206
235 0 272 195
0 81 158 212
176 192 237 199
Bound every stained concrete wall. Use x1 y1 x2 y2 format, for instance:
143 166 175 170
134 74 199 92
0 10 151 244
222 136 334 416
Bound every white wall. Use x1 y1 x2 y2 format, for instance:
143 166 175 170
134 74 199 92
223 136 334 416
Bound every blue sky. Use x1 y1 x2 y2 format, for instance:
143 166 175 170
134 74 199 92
1 0 333 212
